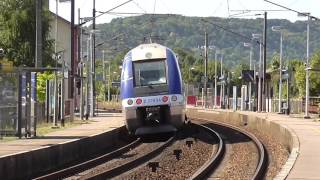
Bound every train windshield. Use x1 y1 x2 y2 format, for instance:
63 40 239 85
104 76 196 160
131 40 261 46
133 59 167 87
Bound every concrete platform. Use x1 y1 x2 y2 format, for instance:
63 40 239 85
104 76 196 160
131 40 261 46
188 107 320 180
0 112 124 179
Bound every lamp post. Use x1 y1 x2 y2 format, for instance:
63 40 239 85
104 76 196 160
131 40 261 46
88 29 100 117
271 26 284 113
214 48 220 108
102 50 106 101
199 43 214 108
297 13 311 118
305 16 310 118
252 33 262 112
243 42 253 111
220 53 224 108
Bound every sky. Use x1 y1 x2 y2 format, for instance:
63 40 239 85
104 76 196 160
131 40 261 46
49 0 320 25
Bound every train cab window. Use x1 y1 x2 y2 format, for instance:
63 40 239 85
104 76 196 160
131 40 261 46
133 59 167 87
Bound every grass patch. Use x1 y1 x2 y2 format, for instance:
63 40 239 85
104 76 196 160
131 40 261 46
98 101 121 110
0 119 94 142
0 136 19 142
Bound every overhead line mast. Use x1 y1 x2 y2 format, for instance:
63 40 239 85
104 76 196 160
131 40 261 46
263 0 320 117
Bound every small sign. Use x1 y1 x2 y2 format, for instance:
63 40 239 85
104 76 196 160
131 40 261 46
241 70 254 82
64 70 68 78
282 74 289 80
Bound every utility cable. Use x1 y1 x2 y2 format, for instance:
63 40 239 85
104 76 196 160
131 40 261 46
201 18 262 45
264 0 319 20
79 0 134 26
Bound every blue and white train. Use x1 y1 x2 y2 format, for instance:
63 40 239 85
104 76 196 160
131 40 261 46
120 43 186 135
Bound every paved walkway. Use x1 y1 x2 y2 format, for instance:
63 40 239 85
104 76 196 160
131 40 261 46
0 113 124 157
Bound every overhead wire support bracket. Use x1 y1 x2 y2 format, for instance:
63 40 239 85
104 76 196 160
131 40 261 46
263 0 319 20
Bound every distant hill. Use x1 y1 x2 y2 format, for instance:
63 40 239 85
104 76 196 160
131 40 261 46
95 15 320 67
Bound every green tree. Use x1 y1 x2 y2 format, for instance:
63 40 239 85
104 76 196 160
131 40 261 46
310 49 320 96
295 63 306 97
0 0 54 67
37 71 54 102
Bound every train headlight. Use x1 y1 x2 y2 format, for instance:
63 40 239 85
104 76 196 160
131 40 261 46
136 98 142 105
171 95 177 101
162 96 169 102
127 99 133 105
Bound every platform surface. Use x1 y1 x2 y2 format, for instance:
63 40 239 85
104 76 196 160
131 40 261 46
0 113 124 157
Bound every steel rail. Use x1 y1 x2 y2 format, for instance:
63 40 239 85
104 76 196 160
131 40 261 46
90 135 176 179
192 118 268 180
34 138 141 180
189 123 225 180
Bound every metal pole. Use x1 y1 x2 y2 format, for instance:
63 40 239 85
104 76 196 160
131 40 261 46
108 62 111 101
17 73 22 138
46 80 50 123
86 38 90 117
227 71 230 108
79 62 83 120
90 33 94 117
204 31 208 108
279 32 283 113
61 58 65 126
103 50 106 101
92 0 96 116
53 0 58 127
79 8 84 120
70 0 75 99
35 0 42 68
258 42 262 112
214 50 218 108
262 11 267 112
220 54 224 107
249 44 252 111
304 16 310 118
287 72 290 114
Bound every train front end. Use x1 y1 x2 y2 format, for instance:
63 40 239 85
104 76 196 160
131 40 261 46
120 43 185 135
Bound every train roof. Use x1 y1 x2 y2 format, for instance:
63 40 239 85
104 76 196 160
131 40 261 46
130 43 169 61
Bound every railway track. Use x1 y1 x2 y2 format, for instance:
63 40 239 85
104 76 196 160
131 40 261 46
193 118 268 180
34 120 267 180
34 138 141 180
